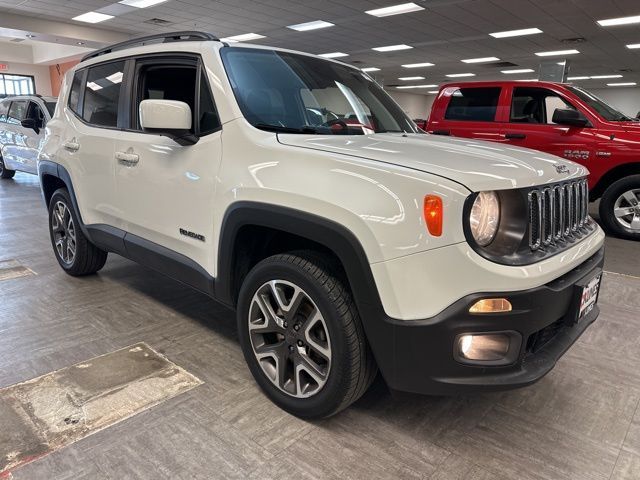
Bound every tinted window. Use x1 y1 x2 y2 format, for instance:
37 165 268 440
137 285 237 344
0 100 8 122
444 88 501 122
199 71 220 134
510 87 575 124
83 61 125 127
68 71 83 115
45 101 56 117
567 86 633 122
7 101 27 124
26 102 45 129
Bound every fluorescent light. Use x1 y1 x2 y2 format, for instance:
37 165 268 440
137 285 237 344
607 82 637 86
627 43 640 49
319 52 348 58
72 12 114 23
106 71 123 84
401 62 434 68
118 0 169 7
597 15 640 27
446 73 476 78
535 49 579 57
398 76 425 80
461 57 500 63
590 74 623 79
287 20 334 31
501 68 535 74
366 2 424 17
87 82 102 91
490 28 542 38
516 79 538 82
373 44 413 52
567 76 589 80
361 67 380 72
220 33 265 43
396 84 438 89
427 90 439 94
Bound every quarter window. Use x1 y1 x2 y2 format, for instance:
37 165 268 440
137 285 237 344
83 61 125 128
444 88 501 122
68 71 83 115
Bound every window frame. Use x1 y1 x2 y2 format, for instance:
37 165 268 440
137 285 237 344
444 87 502 123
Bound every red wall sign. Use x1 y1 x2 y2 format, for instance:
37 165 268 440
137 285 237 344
0 64 8 71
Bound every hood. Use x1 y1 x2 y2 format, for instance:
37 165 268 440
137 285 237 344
277 133 587 192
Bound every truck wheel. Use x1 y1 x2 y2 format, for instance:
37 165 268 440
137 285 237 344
0 155 16 179
599 175 640 240
237 251 377 419
48 188 108 275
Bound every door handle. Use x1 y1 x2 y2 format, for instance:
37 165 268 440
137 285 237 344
115 151 140 166
431 129 451 136
505 133 526 140
63 140 80 152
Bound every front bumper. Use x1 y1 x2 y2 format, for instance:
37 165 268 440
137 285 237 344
361 246 605 395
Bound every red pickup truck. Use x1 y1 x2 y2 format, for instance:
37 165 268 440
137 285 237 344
426 81 640 240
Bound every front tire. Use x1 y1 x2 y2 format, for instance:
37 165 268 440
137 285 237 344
599 175 640 240
0 155 16 179
48 188 108 275
237 252 377 419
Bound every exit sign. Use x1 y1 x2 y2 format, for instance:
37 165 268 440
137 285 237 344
0 64 8 71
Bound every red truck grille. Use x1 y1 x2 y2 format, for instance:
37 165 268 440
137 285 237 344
528 179 590 251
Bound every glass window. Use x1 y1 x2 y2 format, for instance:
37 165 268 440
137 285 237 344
7 101 27 125
68 71 83 115
198 71 221 134
221 47 418 134
510 87 576 124
444 88 501 122
567 86 633 121
45 101 57 117
26 102 45 129
0 74 35 98
0 100 9 122
83 61 125 128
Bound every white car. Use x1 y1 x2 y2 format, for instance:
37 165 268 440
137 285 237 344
0 95 57 179
38 32 605 418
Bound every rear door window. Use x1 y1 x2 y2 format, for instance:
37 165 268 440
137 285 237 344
444 88 501 122
82 61 125 128
7 100 27 125
0 100 9 123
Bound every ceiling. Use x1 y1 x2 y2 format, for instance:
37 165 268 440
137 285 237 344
0 0 640 92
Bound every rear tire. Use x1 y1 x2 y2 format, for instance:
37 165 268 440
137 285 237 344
48 188 108 276
237 251 377 419
0 155 16 179
598 175 640 240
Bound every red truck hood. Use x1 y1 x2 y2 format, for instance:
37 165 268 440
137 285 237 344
277 133 588 192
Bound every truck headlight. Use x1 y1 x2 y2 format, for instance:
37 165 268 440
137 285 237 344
469 191 500 246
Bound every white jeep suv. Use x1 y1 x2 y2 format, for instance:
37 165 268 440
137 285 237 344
0 95 57 179
38 32 606 418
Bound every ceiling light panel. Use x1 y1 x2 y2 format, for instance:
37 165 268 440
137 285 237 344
319 52 349 58
461 57 500 63
490 28 542 38
535 49 579 56
220 33 265 43
567 76 589 80
373 44 413 52
627 43 640 49
118 0 169 7
590 74 623 79
446 73 476 78
361 67 380 72
401 62 434 68
607 82 637 86
399 76 425 80
287 20 334 31
366 3 425 17
597 15 640 27
501 68 535 74
72 12 114 23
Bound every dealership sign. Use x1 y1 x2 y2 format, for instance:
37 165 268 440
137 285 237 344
0 64 8 71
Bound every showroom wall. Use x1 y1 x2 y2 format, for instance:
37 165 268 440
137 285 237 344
589 87 640 117
387 91 434 119
2 61 53 96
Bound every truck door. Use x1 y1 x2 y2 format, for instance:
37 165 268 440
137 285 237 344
504 86 597 165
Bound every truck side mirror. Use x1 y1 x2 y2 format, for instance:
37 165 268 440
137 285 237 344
21 118 39 134
552 108 591 128
139 99 198 146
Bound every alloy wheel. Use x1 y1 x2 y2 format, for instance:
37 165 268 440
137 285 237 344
248 280 331 398
51 201 77 265
613 189 640 231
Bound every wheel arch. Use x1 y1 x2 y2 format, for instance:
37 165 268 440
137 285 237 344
591 162 640 200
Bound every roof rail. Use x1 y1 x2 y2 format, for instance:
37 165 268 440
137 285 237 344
81 31 219 62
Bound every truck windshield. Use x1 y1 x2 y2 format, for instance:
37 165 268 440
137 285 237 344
221 47 419 135
568 86 634 122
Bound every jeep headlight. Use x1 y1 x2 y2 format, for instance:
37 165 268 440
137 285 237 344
469 191 500 246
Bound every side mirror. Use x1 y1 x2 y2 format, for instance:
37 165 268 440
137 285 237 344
21 118 39 133
552 108 591 128
139 99 198 146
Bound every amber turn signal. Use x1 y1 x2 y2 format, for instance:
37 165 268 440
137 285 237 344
423 195 443 236
469 298 513 314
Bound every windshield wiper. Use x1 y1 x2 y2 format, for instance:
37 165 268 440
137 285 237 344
254 123 320 134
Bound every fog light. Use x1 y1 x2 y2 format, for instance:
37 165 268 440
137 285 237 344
457 334 510 362
469 298 512 314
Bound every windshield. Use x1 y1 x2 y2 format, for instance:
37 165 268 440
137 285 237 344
568 86 634 121
221 47 419 135
45 102 56 117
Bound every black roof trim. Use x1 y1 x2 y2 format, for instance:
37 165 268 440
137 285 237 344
81 31 219 62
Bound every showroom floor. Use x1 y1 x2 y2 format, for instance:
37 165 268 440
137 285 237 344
1 173 639 480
